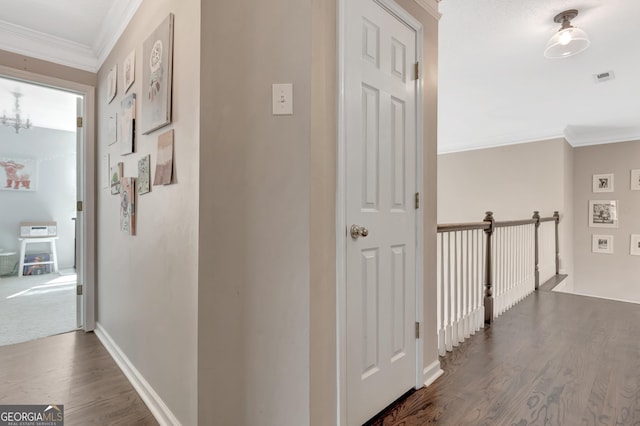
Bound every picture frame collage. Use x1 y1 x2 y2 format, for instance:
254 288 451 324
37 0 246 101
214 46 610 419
589 170 640 255
104 13 175 236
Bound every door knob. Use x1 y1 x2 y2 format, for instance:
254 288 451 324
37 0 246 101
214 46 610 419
350 224 369 239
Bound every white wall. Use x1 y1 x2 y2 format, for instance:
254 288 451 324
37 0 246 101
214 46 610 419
438 138 574 276
573 140 640 302
0 126 76 269
95 0 199 424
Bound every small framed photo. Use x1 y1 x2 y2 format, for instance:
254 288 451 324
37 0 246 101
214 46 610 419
593 173 614 192
592 235 614 254
631 170 640 190
630 235 640 256
589 200 618 228
107 64 117 104
123 50 136 93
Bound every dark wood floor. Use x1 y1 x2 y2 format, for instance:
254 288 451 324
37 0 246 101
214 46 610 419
369 288 640 425
0 331 157 425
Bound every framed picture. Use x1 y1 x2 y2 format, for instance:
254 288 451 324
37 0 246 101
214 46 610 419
120 93 136 155
153 129 174 185
592 235 613 254
120 177 136 236
110 162 123 195
141 13 174 135
631 169 640 190
631 235 640 256
107 113 118 146
137 155 151 195
107 64 117 103
123 50 135 93
593 173 614 192
589 200 618 228
0 158 37 191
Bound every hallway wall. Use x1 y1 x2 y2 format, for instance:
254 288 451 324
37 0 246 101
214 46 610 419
573 140 640 302
95 0 200 424
198 0 311 424
438 138 574 276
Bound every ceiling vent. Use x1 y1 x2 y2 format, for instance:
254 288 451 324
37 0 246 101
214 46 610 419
594 71 615 83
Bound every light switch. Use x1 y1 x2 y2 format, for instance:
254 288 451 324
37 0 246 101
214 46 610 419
272 83 293 115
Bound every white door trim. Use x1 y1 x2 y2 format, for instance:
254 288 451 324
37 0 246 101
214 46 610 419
0 65 96 332
336 1 424 423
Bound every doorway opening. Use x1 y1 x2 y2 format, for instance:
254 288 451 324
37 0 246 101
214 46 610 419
0 75 82 346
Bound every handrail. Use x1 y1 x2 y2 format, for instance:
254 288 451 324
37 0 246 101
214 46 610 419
438 216 557 232
495 219 537 227
437 210 561 328
437 222 489 232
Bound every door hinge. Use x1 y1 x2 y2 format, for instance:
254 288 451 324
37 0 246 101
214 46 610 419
77 117 83 128
415 192 420 209
77 201 83 212
415 322 420 339
414 62 419 80
76 284 83 296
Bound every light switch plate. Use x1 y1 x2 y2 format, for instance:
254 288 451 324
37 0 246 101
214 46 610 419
272 83 293 115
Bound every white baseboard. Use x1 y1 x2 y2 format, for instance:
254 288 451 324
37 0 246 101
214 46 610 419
94 323 181 426
423 359 444 387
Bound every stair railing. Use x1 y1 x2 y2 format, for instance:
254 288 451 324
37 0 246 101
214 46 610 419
436 211 560 356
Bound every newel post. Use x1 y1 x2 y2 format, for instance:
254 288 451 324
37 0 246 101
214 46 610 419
554 211 560 275
483 211 495 324
532 211 541 290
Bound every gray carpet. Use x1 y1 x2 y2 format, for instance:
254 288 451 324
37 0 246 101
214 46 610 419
0 271 77 346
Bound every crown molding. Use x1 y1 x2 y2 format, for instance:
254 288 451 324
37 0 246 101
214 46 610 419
438 131 564 154
94 0 143 71
0 19 97 72
564 126 640 147
0 0 141 73
414 0 441 21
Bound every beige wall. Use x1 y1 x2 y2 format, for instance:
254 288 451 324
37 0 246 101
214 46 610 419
562 141 575 278
0 49 96 87
309 0 337 423
573 140 640 301
438 138 573 276
198 0 312 424
438 139 567 222
95 1 200 424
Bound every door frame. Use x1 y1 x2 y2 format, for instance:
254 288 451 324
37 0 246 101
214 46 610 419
336 0 424 423
0 65 96 332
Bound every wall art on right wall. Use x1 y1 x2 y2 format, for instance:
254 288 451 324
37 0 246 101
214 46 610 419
589 200 618 228
141 13 174 135
592 234 614 254
593 173 614 192
120 93 136 155
630 235 640 256
631 169 640 190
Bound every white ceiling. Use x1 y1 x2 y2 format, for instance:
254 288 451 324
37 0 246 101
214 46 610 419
438 0 640 152
0 0 636 151
0 0 141 72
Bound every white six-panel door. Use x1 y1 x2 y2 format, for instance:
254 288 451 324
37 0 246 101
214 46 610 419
344 0 418 424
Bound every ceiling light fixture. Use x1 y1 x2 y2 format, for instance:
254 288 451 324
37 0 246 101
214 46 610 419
544 9 590 59
1 91 32 134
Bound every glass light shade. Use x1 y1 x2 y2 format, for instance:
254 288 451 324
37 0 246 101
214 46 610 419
544 27 590 58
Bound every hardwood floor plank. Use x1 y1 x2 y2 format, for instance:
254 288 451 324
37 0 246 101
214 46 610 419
0 331 157 425
369 290 640 426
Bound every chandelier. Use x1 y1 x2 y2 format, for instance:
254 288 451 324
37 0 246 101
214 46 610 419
1 92 32 133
